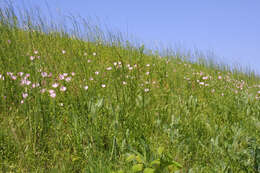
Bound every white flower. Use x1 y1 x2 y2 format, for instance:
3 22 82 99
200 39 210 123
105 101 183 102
84 86 89 90
202 76 208 80
22 93 28 99
60 86 67 92
122 81 127 85
71 72 75 76
144 88 150 92
50 92 56 98
106 67 112 71
30 56 35 61
101 84 106 88
93 52 96 56
52 83 59 88
62 50 66 54
41 72 48 78
65 77 71 82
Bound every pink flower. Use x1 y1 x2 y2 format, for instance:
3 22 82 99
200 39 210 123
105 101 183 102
41 72 48 78
52 83 59 88
60 86 67 92
22 93 28 99
71 72 75 76
65 77 71 82
50 92 56 98
30 56 35 61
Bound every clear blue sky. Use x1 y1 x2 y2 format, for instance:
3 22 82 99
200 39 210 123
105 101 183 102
8 0 260 74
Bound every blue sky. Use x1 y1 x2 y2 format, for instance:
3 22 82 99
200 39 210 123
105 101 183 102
8 0 260 74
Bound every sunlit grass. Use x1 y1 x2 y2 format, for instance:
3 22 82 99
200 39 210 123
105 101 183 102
0 3 260 173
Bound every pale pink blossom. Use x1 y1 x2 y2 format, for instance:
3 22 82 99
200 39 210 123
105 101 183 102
30 56 35 61
52 83 59 88
22 93 28 99
65 77 71 82
101 84 106 88
50 92 56 98
60 86 67 92
41 72 48 78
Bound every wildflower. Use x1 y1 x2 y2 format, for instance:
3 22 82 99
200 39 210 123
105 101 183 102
11 75 17 80
84 86 89 90
202 76 208 80
32 83 36 88
101 84 106 88
144 88 150 92
211 89 215 93
146 64 150 67
60 86 67 92
18 72 24 76
59 74 65 80
84 52 87 56
25 80 31 86
129 67 133 70
21 100 24 104
62 50 66 54
199 82 205 85
113 62 117 66
122 81 127 85
89 77 94 81
221 93 224 96
93 52 96 56
22 93 28 99
95 71 99 75
146 72 150 75
106 67 112 71
65 77 71 82
87 59 91 63
60 103 64 106
41 72 48 78
40 88 46 93
34 50 38 54
257 91 260 94
63 73 68 77
50 92 56 98
52 83 59 88
30 56 35 61
71 72 75 76
218 76 222 80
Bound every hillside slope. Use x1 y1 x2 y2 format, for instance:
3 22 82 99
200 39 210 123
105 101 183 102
1 6 260 173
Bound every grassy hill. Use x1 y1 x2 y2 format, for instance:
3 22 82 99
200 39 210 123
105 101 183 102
1 4 260 173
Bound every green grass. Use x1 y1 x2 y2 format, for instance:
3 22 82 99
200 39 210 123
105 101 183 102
1 3 260 173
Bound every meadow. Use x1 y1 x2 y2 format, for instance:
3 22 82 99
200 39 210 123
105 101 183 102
0 3 260 173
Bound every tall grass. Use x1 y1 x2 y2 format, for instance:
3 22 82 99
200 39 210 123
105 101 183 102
0 3 260 173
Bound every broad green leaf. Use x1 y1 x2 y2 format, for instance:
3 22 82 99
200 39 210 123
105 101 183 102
157 146 164 156
143 168 155 173
126 154 136 162
132 164 143 172
135 155 144 163
150 159 160 167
